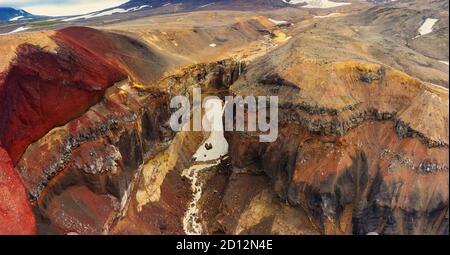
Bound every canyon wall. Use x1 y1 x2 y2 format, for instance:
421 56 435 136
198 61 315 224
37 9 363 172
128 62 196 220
0 16 448 235
0 26 176 234
223 49 449 234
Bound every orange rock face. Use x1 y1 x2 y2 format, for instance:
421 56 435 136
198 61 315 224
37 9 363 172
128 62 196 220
0 147 35 234
228 55 449 234
228 121 448 234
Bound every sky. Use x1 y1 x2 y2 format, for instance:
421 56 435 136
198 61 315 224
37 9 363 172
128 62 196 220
0 0 129 16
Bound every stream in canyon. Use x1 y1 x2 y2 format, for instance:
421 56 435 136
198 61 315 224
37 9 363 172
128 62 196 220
182 98 229 235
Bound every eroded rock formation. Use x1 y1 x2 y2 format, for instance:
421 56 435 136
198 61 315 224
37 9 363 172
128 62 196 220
0 1 448 235
0 26 177 234
223 48 449 234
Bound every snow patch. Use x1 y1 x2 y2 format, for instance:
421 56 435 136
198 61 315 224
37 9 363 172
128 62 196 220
182 98 229 235
9 16 24 22
0 26 29 35
314 13 341 18
62 8 128 21
268 18 289 25
416 18 439 37
193 99 228 162
128 5 150 11
282 0 351 8
62 5 151 22
198 3 216 8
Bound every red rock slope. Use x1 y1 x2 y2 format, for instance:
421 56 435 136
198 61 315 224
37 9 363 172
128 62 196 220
0 28 128 165
0 147 35 234
0 26 176 234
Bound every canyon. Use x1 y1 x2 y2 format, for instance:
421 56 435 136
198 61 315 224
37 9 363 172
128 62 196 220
0 0 448 235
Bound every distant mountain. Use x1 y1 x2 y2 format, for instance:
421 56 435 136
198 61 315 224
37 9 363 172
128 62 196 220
0 7 35 22
118 0 287 10
59 0 288 22
118 0 232 8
